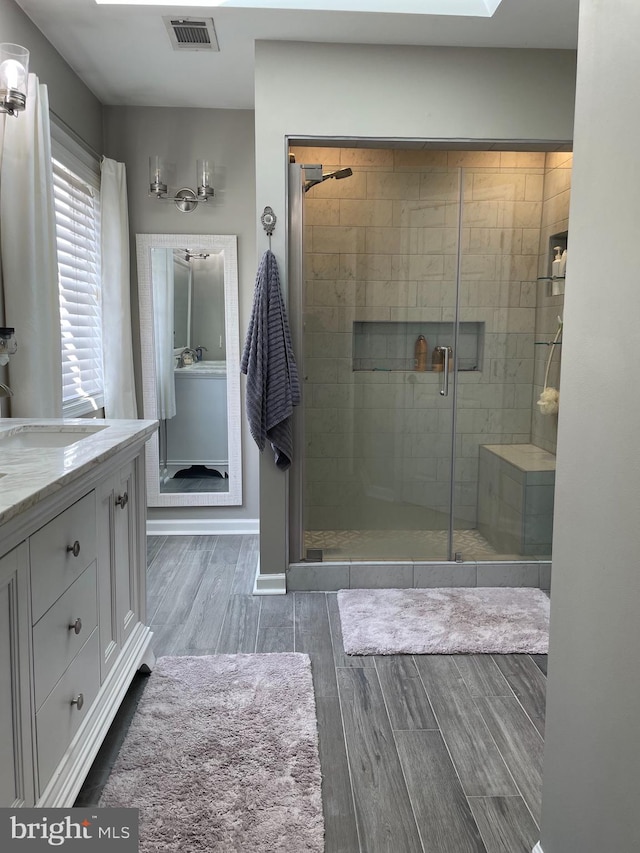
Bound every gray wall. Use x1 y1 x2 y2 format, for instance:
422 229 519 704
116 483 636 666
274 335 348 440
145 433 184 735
103 106 259 524
0 0 102 151
254 40 577 576
539 1 640 851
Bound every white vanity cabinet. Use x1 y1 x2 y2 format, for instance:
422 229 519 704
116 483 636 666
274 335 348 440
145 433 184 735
166 365 229 471
0 544 34 808
97 460 140 680
0 419 156 809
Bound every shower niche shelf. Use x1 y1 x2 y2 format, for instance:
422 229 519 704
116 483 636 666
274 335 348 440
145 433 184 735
352 320 483 372
537 230 568 297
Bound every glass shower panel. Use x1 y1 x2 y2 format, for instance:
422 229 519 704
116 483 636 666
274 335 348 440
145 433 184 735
452 162 550 562
300 154 461 562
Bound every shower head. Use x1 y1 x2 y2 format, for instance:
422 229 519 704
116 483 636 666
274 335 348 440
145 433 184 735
304 166 353 192
328 168 353 180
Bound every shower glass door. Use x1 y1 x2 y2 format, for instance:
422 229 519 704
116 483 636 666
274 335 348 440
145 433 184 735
291 152 462 562
292 147 562 564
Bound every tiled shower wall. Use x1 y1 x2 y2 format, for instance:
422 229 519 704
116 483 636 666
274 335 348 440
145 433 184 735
532 153 572 453
294 146 569 533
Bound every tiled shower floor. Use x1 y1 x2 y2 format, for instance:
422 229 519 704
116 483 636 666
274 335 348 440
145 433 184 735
305 527 505 562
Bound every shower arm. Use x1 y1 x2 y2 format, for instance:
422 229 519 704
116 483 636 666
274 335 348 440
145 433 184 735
303 165 353 193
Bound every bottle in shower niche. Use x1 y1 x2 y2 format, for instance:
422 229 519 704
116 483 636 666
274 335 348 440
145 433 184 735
414 335 428 371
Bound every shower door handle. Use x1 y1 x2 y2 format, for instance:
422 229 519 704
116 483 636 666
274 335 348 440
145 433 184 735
437 347 450 396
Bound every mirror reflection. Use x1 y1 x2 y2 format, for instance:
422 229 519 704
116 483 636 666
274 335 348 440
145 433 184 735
137 234 242 507
153 247 229 494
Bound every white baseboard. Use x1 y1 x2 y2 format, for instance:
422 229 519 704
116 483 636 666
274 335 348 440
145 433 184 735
253 559 286 595
146 518 259 536
532 843 544 853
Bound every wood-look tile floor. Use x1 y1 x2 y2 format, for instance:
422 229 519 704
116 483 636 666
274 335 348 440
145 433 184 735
77 534 547 853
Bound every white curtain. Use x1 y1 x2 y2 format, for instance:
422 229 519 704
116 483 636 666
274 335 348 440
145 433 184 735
100 158 138 419
151 248 176 420
0 75 62 417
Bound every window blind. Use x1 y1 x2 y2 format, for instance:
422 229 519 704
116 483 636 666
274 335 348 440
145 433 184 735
52 158 104 416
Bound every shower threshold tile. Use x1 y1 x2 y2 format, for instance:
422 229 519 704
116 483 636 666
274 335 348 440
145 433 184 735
305 528 502 563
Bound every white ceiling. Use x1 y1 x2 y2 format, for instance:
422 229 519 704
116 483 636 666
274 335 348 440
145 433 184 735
14 0 579 110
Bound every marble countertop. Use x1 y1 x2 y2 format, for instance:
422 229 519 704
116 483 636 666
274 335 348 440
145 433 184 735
0 418 157 526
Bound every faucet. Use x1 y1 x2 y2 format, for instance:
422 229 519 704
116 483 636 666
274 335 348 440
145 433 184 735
177 347 198 367
195 345 208 362
0 382 13 397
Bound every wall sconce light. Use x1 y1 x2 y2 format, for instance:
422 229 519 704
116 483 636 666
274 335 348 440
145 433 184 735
149 156 214 213
0 42 29 116
0 43 29 117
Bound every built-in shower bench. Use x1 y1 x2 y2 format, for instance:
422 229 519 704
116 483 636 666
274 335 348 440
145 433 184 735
477 443 556 557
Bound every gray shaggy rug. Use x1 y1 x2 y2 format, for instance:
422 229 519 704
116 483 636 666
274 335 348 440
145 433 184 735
99 653 324 852
337 587 550 655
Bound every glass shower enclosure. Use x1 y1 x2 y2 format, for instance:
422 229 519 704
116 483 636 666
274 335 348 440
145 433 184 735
288 145 569 566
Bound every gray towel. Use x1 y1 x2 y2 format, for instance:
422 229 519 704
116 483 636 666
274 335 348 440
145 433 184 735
241 250 300 470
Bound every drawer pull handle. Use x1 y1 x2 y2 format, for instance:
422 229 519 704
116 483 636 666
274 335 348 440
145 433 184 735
67 540 81 558
69 617 82 635
116 492 129 509
70 693 84 711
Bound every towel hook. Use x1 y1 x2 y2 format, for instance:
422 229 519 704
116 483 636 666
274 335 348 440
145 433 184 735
261 206 277 250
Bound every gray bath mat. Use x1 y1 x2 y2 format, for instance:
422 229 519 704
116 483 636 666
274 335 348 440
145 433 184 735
337 587 550 655
99 653 324 852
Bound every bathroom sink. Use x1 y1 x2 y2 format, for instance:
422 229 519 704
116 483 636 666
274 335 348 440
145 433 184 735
0 424 108 449
176 360 227 375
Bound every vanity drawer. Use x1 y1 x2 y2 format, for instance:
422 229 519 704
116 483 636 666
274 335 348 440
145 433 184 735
35 628 100 795
33 562 98 711
31 492 97 623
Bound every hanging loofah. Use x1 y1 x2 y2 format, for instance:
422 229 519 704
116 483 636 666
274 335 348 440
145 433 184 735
537 317 563 417
537 386 559 415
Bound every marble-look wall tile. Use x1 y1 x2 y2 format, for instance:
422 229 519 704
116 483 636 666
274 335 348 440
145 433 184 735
525 173 545 202
304 198 340 226
393 199 448 228
500 152 546 169
394 149 449 171
418 170 460 200
366 171 421 200
364 226 406 255
471 172 527 202
498 201 543 229
339 253 392 281
306 252 340 280
448 151 501 168
312 225 367 254
340 199 394 227
339 147 394 168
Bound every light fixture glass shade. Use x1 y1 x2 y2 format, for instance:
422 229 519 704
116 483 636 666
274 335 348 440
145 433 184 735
0 43 29 116
148 157 213 211
149 155 170 196
196 159 214 200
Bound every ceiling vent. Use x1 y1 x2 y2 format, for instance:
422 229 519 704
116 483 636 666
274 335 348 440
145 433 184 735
163 17 220 52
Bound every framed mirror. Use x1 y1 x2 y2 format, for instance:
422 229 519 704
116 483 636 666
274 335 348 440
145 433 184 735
137 233 242 506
